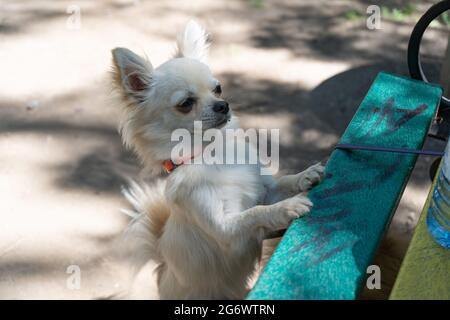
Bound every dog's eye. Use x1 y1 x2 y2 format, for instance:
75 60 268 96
176 97 195 113
213 84 222 96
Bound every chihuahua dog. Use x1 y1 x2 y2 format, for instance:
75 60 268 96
111 21 324 299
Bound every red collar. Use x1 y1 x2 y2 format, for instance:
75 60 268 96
162 159 181 174
163 150 202 174
162 155 196 174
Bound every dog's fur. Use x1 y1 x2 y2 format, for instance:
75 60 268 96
112 21 324 299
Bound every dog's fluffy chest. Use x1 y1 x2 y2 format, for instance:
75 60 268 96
167 162 270 213
211 164 268 211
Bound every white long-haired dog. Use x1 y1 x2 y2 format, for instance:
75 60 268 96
111 21 324 299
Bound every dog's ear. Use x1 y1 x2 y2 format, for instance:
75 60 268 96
111 47 153 101
174 20 209 64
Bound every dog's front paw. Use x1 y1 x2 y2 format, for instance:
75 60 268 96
273 194 312 229
297 162 325 192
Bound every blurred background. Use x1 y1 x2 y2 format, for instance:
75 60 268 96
0 0 449 299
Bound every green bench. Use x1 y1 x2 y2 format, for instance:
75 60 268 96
247 72 443 300
390 163 450 300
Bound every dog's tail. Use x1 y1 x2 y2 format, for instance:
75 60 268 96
121 179 170 274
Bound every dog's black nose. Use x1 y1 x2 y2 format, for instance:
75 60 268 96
213 101 229 114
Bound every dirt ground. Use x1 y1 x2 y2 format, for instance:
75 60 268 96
0 0 448 299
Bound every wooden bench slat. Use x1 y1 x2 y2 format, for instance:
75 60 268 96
390 163 450 300
247 72 442 300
